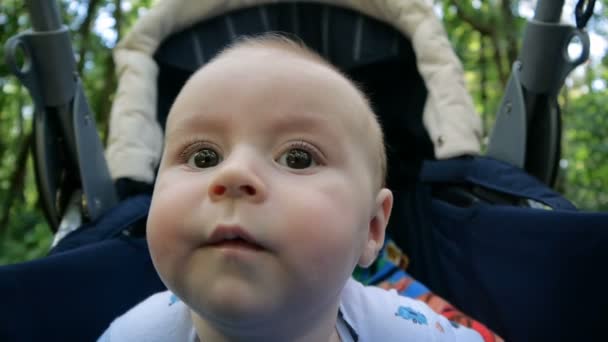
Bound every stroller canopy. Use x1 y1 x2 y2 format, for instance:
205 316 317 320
105 0 482 184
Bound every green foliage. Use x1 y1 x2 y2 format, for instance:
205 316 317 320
0 0 607 265
562 86 608 210
0 155 50 264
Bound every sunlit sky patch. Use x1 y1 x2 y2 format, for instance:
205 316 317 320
592 79 606 91
95 10 117 47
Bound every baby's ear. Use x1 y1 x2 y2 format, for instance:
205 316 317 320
358 188 393 268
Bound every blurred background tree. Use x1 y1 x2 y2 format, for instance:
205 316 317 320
0 0 606 264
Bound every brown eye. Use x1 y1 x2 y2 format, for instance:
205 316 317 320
278 148 317 169
188 148 220 168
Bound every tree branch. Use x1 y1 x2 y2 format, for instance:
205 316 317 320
77 0 101 74
101 0 122 145
98 53 116 145
114 0 123 42
448 0 495 36
491 33 509 86
501 0 519 64
480 34 489 136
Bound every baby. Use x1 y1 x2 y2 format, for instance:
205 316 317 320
99 34 482 341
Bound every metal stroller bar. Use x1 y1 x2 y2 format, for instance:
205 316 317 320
534 0 565 22
4 0 118 232
27 0 62 31
486 0 593 186
536 0 596 26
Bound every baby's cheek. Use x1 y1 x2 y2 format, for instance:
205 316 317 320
147 211 173 267
285 191 364 270
147 196 189 275
147 215 171 257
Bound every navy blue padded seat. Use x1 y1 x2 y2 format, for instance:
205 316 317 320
0 195 165 342
402 157 608 341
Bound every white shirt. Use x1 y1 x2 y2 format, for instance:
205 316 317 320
98 278 483 341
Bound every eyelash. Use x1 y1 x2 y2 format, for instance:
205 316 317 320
281 140 325 165
178 139 220 164
176 139 325 165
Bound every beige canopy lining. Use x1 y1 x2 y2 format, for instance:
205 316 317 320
106 0 482 183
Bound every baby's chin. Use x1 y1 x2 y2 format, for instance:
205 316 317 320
188 274 283 316
188 285 288 330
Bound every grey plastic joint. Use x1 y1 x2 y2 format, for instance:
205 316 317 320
486 62 527 169
518 20 589 97
4 28 77 107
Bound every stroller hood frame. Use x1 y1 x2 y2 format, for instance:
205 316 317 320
105 0 483 184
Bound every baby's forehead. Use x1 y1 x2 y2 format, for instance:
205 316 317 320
170 45 371 130
199 45 354 93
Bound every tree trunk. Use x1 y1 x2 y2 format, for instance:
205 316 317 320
480 33 489 138
100 0 122 145
77 0 102 74
500 0 519 66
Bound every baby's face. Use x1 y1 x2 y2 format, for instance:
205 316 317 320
147 46 389 327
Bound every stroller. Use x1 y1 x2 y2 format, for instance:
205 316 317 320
2 0 606 341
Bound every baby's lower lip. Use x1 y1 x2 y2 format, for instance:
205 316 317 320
209 240 265 251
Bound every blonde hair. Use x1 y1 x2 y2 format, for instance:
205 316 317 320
211 33 387 190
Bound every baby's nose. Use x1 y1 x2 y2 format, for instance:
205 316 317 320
211 183 257 197
208 162 266 203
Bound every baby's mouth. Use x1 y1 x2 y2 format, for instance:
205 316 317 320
208 237 265 251
205 224 266 251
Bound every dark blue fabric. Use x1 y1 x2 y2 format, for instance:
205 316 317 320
49 194 152 255
0 195 165 342
420 157 577 210
392 157 608 341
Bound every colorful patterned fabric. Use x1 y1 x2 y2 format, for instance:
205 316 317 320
353 240 503 342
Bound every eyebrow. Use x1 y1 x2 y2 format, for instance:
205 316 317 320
265 111 336 135
165 112 229 141
167 109 341 139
